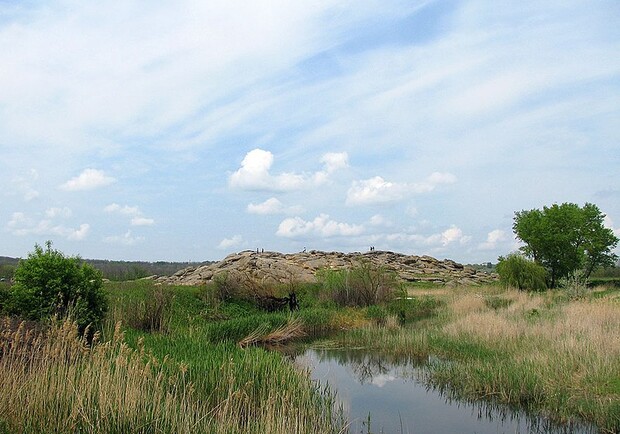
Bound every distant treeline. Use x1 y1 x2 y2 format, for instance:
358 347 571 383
0 256 211 281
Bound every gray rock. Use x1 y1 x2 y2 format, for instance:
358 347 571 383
161 250 498 287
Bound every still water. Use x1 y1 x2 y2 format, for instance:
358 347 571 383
294 349 597 434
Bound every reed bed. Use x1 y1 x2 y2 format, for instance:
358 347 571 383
0 318 344 434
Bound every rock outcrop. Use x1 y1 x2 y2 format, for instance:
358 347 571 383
159 250 497 286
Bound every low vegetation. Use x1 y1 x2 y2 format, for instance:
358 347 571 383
3 242 107 333
330 286 620 432
317 259 401 307
2 242 619 433
496 253 547 291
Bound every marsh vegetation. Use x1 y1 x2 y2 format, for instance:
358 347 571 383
1 253 619 433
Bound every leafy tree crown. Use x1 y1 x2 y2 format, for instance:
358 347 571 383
513 203 618 287
9 241 108 332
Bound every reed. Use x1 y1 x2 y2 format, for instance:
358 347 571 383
239 316 307 348
0 317 344 433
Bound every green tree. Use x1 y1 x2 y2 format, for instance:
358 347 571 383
496 253 547 291
8 241 108 332
513 203 618 287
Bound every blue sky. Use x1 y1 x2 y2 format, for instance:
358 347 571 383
1 0 619 263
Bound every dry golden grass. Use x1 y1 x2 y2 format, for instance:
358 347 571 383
442 290 620 360
437 289 620 430
238 316 307 348
332 287 620 431
0 318 342 433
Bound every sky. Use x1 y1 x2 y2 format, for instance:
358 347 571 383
1 0 619 263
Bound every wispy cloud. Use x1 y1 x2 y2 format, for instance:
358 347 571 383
247 198 303 215
7 211 90 241
45 207 72 219
11 169 40 201
104 203 155 226
103 230 144 246
1 1 617 262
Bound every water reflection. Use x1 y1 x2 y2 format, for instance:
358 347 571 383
293 348 597 434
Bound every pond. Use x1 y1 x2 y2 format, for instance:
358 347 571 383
293 348 597 434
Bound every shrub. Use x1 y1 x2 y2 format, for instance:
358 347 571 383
127 285 175 333
212 271 273 302
365 305 388 325
8 242 108 333
317 260 400 307
496 253 547 291
387 296 442 324
0 283 9 315
559 273 590 300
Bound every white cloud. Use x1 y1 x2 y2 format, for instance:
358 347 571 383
104 203 140 215
60 169 115 191
346 172 456 206
321 152 349 173
103 230 143 246
422 225 471 247
346 176 408 206
217 235 243 250
67 223 90 240
248 198 283 214
246 197 302 215
478 229 508 250
230 149 348 192
130 216 155 226
384 225 471 249
229 149 302 191
276 214 364 238
604 215 620 238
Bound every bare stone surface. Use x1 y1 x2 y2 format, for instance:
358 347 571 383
159 250 497 286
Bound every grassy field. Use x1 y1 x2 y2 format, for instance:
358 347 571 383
1 278 619 432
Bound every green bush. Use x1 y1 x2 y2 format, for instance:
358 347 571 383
8 242 108 332
317 260 400 307
126 285 175 333
496 253 547 291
